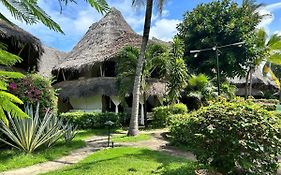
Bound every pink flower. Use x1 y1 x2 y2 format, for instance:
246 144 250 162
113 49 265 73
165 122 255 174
9 82 17 90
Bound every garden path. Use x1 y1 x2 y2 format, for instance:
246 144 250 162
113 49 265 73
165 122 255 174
0 129 195 175
1 129 280 175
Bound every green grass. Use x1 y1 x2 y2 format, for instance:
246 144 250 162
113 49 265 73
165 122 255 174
0 129 104 172
0 140 85 172
112 133 151 143
43 147 200 175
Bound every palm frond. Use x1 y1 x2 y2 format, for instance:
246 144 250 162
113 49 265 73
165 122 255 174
268 53 281 65
0 71 24 79
267 34 281 48
0 49 23 66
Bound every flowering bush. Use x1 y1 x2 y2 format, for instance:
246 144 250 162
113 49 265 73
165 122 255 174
9 74 57 113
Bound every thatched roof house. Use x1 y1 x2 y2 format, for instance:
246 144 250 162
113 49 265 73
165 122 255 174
0 20 43 71
229 67 279 97
53 8 167 116
38 46 67 77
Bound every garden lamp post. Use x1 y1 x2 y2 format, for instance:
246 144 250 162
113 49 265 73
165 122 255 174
190 41 245 95
105 120 114 147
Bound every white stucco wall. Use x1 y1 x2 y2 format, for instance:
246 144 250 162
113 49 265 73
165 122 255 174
69 95 102 112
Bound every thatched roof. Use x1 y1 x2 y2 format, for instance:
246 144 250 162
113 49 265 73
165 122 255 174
0 20 43 70
38 46 67 77
52 7 165 74
228 68 279 89
54 77 167 98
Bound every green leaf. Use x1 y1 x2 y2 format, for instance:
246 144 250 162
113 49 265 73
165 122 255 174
268 53 281 65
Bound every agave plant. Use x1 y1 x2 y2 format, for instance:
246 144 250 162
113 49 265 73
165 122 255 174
0 103 63 153
64 122 78 143
45 115 65 148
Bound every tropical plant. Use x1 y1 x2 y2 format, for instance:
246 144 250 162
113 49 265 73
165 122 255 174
116 44 168 127
0 45 28 124
64 122 78 143
129 0 167 136
45 115 65 147
8 74 58 113
170 98 281 175
0 0 109 33
246 29 281 97
177 0 262 79
0 103 63 153
166 37 189 104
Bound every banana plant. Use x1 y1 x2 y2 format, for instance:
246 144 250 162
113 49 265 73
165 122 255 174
0 103 63 153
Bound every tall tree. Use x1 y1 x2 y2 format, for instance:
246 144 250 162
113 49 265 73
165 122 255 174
166 37 189 104
177 0 262 80
0 0 109 33
128 0 166 136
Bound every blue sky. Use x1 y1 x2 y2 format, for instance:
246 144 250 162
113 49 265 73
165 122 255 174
1 0 281 52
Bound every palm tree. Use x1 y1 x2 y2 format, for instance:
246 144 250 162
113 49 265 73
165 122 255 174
246 29 281 97
128 0 167 136
0 0 109 33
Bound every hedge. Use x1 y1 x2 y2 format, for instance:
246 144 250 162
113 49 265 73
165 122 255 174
169 98 281 175
151 103 188 128
59 112 129 129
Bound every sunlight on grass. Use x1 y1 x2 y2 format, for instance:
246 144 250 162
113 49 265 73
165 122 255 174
0 129 105 172
42 147 200 175
112 134 151 143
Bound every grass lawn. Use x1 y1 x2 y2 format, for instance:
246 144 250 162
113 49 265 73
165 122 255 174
0 129 104 172
112 133 151 143
43 147 200 175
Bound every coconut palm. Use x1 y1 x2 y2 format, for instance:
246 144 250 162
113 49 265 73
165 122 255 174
0 0 109 33
246 29 281 97
128 0 167 136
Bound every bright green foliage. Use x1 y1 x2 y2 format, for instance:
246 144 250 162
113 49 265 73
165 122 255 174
0 49 28 124
43 147 199 175
59 112 129 129
0 0 109 33
8 74 58 113
178 0 262 79
252 29 281 89
170 98 281 175
116 44 168 100
152 103 188 128
185 74 236 110
0 104 65 153
247 98 279 111
166 38 189 103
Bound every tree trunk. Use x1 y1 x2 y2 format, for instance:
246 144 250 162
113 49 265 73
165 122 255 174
245 68 251 99
249 68 254 97
128 0 153 136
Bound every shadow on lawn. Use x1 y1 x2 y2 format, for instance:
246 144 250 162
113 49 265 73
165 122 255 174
48 148 200 175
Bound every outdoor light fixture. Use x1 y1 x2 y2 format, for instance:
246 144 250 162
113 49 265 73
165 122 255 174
190 41 245 95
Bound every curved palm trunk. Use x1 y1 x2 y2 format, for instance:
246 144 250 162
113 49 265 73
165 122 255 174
128 0 153 136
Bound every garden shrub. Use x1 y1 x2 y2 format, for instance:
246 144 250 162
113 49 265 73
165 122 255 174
8 74 57 113
170 98 281 175
247 98 279 111
151 103 188 128
59 112 129 129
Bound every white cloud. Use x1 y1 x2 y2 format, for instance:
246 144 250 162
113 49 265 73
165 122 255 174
257 2 281 33
150 19 180 41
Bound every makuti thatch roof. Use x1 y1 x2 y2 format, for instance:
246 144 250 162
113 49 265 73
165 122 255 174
38 46 67 77
54 77 167 98
228 66 279 96
0 20 43 71
52 7 164 75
